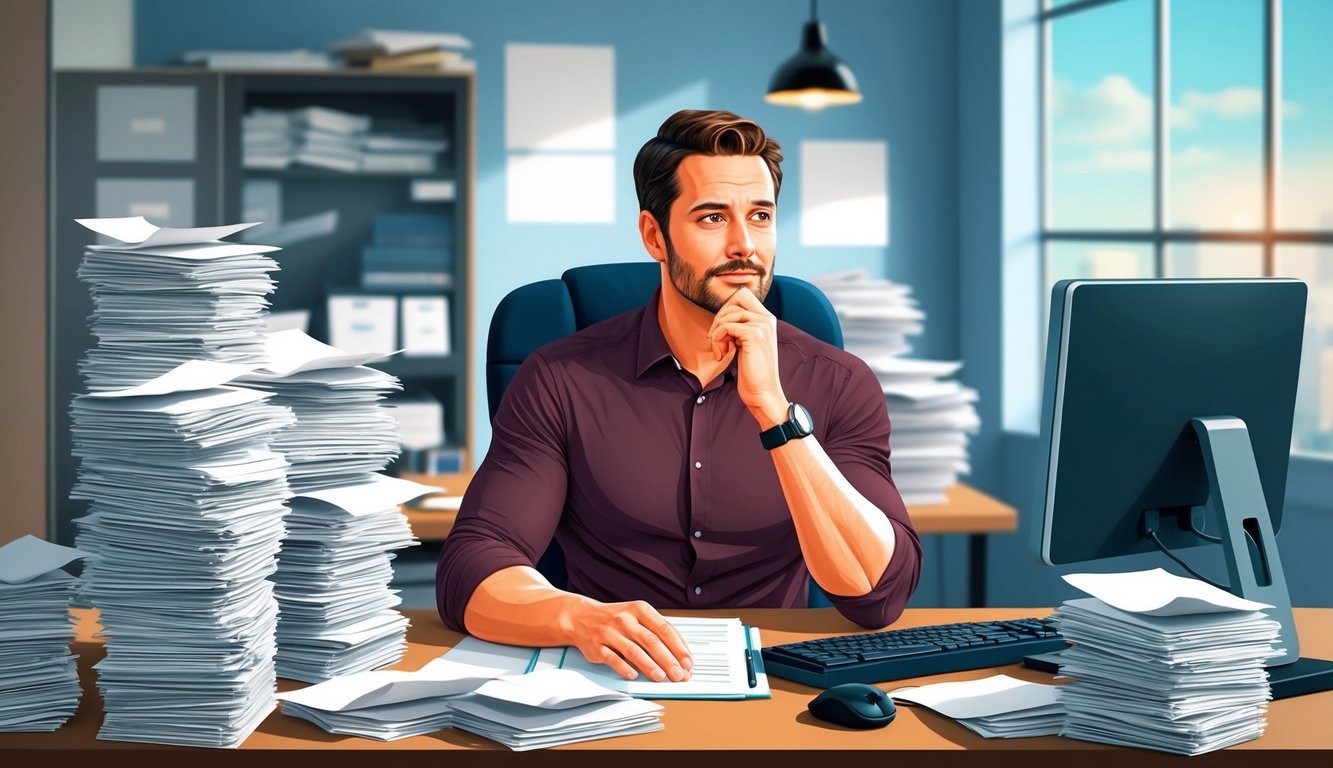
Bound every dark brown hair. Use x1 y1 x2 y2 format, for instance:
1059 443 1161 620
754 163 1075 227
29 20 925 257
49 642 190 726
633 110 784 240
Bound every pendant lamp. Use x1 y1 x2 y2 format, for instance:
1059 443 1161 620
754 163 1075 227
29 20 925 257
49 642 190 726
765 0 863 111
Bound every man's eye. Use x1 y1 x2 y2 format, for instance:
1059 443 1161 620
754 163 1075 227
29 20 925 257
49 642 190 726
700 213 726 224
751 211 773 222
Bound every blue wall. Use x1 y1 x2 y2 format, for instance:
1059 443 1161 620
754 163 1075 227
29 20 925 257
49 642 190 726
133 0 1332 611
135 0 963 497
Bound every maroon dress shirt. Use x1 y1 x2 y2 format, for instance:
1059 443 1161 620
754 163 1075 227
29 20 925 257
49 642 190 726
436 289 921 631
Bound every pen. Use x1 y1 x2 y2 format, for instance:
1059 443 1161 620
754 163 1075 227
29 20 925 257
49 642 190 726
744 648 757 688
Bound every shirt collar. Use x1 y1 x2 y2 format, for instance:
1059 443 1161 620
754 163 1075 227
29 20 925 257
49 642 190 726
636 287 739 383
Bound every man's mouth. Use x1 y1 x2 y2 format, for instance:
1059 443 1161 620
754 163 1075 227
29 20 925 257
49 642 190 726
715 271 759 284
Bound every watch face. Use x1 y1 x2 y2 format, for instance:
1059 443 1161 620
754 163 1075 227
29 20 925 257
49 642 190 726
790 403 814 435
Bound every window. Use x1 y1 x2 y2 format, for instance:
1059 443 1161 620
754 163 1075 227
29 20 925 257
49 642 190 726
1039 0 1333 456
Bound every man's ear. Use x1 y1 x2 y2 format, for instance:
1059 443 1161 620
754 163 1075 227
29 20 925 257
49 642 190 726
639 210 667 265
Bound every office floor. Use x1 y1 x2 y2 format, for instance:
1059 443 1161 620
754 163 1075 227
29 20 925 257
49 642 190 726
392 542 442 610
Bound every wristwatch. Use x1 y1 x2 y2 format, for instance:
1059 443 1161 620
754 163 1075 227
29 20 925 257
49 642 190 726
759 403 815 450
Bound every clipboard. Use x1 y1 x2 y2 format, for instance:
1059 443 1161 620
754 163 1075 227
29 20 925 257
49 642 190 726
446 618 772 701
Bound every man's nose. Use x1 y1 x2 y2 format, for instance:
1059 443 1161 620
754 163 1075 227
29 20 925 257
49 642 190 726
727 218 756 257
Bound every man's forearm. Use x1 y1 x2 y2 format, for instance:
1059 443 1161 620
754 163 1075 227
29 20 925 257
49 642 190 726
768 436 897 596
461 565 591 646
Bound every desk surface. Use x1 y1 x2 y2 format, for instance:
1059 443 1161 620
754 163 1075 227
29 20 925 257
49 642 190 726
401 477 1019 541
3 607 1329 766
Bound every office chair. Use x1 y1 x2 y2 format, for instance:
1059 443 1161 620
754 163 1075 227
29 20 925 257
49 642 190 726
485 261 844 607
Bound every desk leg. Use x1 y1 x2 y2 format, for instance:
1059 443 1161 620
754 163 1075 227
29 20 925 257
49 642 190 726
968 534 986 607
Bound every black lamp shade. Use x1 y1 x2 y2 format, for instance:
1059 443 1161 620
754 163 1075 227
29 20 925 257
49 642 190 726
766 20 862 110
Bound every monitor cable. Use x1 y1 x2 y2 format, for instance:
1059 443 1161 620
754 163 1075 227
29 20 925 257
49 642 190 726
1146 512 1226 592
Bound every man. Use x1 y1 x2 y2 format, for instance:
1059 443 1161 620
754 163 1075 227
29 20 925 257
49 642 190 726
437 109 920 684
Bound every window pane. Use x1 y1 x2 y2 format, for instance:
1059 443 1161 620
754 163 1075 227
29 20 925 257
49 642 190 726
1164 243 1264 277
1048 0 1154 229
1046 241 1156 286
1275 245 1333 456
1279 0 1333 230
1168 0 1264 230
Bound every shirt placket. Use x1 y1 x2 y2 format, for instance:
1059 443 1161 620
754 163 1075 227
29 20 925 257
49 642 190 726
684 371 731 606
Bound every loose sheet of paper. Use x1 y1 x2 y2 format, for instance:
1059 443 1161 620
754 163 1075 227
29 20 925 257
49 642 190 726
277 657 506 712
75 216 260 248
0 536 87 584
889 674 1061 719
246 329 397 378
295 474 443 516
86 360 256 398
472 669 629 710
1063 568 1271 616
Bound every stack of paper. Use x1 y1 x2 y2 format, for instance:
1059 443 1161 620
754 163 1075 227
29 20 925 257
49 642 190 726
810 270 980 506
279 660 663 749
73 218 279 392
0 537 87 732
69 384 294 748
242 106 449 174
69 219 294 749
890 674 1063 738
236 330 424 681
331 28 475 73
447 670 665 751
183 49 334 70
1053 569 1284 756
243 110 295 170
267 476 435 682
239 331 402 493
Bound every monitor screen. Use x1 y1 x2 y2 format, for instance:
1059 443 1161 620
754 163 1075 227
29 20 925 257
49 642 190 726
1036 278 1306 567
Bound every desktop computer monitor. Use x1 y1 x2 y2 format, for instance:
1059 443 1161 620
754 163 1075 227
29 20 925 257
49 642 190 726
1034 278 1330 691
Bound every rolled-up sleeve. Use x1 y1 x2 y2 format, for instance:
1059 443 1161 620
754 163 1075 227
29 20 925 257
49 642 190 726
817 360 922 628
435 351 568 632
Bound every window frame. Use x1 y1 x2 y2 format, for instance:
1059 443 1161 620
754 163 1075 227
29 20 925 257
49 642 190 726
1037 0 1333 459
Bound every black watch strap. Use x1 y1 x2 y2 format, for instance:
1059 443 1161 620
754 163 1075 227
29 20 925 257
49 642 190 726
760 403 814 450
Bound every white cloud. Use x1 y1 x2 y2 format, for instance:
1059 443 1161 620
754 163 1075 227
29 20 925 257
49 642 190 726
1172 145 1222 168
1053 75 1152 146
1173 87 1302 127
1067 148 1152 172
1181 87 1263 118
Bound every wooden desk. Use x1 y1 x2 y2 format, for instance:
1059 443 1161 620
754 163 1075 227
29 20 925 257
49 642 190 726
401 477 1018 607
3 608 1328 766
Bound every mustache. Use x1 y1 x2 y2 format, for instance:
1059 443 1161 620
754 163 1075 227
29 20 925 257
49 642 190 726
705 260 768 279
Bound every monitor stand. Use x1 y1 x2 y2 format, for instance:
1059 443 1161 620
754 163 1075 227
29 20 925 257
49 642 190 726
1190 416 1333 700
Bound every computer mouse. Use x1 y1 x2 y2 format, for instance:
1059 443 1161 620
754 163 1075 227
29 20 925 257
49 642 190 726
807 683 897 729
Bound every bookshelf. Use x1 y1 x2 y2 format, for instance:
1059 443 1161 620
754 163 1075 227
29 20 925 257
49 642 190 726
50 69 475 546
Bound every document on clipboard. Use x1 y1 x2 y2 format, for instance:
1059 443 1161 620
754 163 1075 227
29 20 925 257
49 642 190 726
445 616 770 700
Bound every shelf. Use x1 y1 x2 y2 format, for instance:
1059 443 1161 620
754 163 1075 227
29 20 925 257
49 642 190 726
244 167 458 182
378 355 461 378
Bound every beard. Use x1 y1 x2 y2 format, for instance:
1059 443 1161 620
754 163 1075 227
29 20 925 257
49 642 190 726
664 238 773 314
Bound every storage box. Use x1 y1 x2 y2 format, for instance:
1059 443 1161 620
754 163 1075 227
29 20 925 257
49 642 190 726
327 294 397 355
401 296 450 357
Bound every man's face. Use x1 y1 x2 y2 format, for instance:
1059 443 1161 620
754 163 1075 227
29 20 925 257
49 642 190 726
662 154 777 314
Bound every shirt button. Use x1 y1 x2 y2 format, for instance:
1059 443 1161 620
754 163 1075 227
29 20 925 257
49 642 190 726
694 461 702 469
696 395 706 404
694 586 702 595
693 530 702 538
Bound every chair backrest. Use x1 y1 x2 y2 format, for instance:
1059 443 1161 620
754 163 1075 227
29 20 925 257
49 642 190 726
486 262 843 420
484 262 843 607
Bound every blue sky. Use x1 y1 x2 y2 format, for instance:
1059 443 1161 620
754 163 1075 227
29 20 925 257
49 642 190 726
1047 0 1333 231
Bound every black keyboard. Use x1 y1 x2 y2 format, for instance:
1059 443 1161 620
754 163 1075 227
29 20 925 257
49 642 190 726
761 617 1066 689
